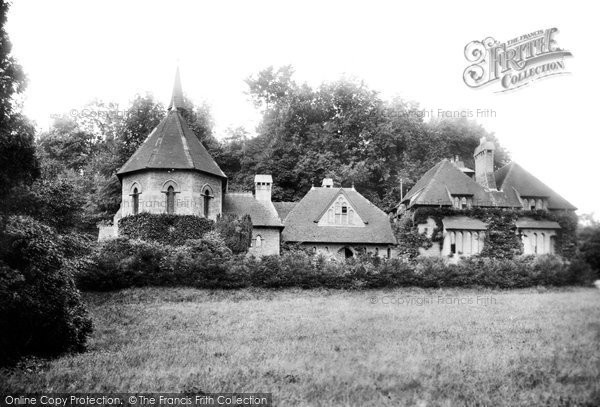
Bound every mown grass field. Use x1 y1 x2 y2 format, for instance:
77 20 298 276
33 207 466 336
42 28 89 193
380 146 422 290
2 287 600 406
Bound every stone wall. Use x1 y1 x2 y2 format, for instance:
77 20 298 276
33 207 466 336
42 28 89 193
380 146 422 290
120 170 223 220
249 227 281 256
299 243 396 259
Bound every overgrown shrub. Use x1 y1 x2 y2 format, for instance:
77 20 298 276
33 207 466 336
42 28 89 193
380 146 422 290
0 216 93 366
77 234 589 292
119 213 213 246
214 213 252 254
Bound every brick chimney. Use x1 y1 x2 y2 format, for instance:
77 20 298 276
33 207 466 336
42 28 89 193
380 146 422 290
473 137 497 189
254 174 273 201
321 178 334 188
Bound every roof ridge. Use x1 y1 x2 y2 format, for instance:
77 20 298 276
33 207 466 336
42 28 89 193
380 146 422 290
173 111 194 167
148 118 168 166
419 160 450 204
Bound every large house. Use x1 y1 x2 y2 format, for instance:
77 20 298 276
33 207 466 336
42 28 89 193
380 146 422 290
393 137 576 258
100 70 396 258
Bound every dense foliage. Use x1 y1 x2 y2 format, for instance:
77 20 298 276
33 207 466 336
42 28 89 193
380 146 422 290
231 66 510 209
214 213 253 254
0 0 39 213
77 236 592 292
118 213 214 246
578 217 600 279
0 216 93 365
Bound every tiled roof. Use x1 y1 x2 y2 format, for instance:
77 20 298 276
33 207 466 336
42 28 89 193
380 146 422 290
516 217 561 229
400 159 575 211
273 202 297 221
117 109 226 179
281 187 396 244
443 216 487 230
495 163 576 210
401 160 505 208
223 193 283 228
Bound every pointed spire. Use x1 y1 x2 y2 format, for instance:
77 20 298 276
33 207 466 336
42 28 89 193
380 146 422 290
168 66 184 111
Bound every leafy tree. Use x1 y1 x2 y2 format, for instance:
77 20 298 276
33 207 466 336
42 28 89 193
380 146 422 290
215 213 253 254
0 0 39 211
578 214 600 278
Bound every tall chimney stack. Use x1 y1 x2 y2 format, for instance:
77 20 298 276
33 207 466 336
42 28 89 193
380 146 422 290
321 178 334 188
473 137 497 189
254 174 273 201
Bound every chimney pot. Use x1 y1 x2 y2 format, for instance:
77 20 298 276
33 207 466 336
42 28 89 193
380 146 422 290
254 174 273 201
322 178 334 188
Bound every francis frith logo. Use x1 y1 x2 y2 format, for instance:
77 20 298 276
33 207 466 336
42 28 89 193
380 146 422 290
463 28 572 92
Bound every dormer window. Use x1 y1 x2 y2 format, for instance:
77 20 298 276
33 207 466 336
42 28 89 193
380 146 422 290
452 195 472 210
522 197 547 211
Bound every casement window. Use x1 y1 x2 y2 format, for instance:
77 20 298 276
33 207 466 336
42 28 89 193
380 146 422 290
447 230 485 256
522 197 547 211
255 235 262 247
332 197 355 225
452 195 472 209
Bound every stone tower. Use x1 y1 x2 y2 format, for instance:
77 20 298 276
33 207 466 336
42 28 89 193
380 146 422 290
115 68 227 221
473 137 497 190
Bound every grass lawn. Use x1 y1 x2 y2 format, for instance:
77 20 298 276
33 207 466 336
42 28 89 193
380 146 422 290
1 287 600 406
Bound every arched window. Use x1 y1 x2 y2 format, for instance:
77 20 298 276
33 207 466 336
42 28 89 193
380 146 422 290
132 188 139 215
166 186 175 214
334 202 341 224
255 235 262 247
348 209 354 225
375 247 379 256
328 209 334 223
461 197 467 210
203 188 212 218
387 247 391 259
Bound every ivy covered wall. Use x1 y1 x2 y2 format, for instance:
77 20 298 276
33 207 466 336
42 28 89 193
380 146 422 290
394 207 578 260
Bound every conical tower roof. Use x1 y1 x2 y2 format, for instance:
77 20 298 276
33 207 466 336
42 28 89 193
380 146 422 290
117 69 226 180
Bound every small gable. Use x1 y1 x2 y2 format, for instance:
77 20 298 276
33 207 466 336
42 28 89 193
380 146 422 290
317 193 365 227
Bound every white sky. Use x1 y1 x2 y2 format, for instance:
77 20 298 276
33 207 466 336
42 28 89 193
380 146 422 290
6 0 600 218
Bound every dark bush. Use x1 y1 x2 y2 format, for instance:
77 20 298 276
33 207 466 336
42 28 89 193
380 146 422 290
119 213 213 246
215 213 253 254
0 216 93 366
77 234 585 292
77 238 169 290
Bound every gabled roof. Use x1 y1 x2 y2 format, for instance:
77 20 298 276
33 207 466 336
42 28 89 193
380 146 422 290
401 160 499 208
399 158 575 211
281 187 396 244
117 70 226 180
273 202 297 222
495 163 576 210
223 193 283 228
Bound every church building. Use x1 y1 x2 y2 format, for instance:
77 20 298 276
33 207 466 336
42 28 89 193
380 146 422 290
100 70 396 258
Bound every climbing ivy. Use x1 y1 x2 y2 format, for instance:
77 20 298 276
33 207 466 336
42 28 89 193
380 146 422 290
394 207 578 260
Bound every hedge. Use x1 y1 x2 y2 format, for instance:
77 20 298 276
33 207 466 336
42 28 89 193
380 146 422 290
119 213 213 246
76 236 594 291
